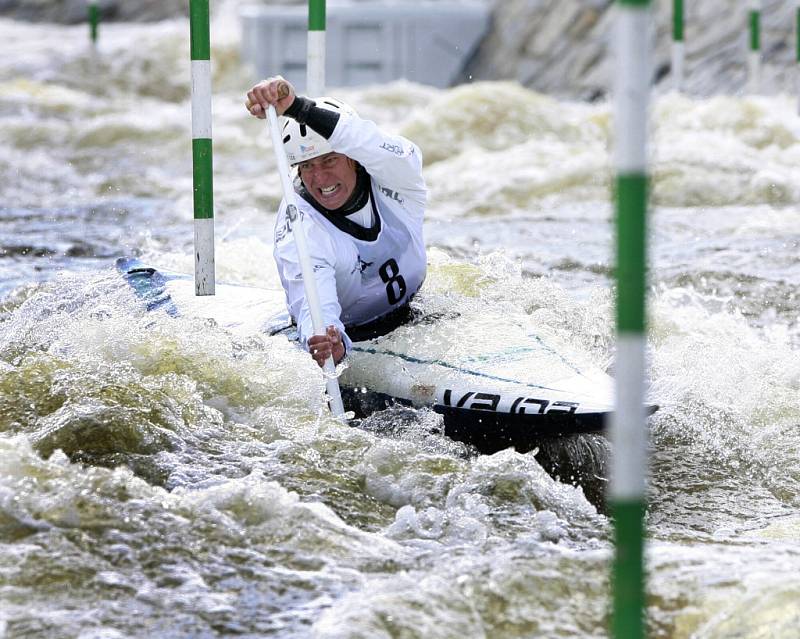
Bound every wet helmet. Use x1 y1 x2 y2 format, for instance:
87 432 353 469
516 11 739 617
281 97 356 165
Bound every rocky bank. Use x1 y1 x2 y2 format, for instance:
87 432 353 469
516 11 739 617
465 0 799 98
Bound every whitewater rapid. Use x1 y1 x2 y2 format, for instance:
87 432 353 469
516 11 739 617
1 4 799 638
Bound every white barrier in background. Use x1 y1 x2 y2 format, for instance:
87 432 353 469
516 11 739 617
240 1 491 90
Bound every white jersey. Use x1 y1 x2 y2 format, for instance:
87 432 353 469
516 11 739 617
273 111 427 353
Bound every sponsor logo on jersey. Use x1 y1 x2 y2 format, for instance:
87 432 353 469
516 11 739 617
275 220 289 244
379 142 404 155
350 256 374 275
291 263 324 280
379 186 404 205
274 208 305 244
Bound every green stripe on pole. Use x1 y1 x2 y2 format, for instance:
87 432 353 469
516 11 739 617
309 0 326 31
612 499 647 639
192 139 213 219
672 0 683 41
796 8 800 63
616 174 648 334
89 3 98 43
617 0 650 6
190 0 211 60
750 11 760 51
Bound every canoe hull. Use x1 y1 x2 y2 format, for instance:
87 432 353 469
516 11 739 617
116 257 616 455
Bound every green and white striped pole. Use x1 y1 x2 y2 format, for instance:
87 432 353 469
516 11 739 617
88 0 98 46
190 0 215 296
671 0 684 91
307 0 326 96
748 0 761 94
611 1 650 638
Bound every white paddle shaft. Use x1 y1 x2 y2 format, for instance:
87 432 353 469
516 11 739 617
267 104 346 418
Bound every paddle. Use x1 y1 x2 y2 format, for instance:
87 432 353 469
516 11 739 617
266 84 346 419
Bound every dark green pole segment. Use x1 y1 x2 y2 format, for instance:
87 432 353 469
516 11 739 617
192 139 213 220
309 0 326 31
749 11 760 51
612 500 647 639
617 0 650 5
796 8 800 63
88 3 98 43
190 0 211 60
672 0 683 41
616 174 648 334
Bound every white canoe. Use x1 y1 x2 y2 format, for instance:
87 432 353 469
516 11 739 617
117 257 620 454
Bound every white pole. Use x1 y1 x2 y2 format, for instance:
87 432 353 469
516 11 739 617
671 43 684 93
611 1 651 636
307 0 326 96
266 103 346 418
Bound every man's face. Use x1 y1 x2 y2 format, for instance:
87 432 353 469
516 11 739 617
297 152 358 210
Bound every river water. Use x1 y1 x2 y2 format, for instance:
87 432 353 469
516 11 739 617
1 5 799 638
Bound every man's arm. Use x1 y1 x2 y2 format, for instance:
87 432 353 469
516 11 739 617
279 94 426 207
274 205 354 360
246 78 426 206
327 112 426 207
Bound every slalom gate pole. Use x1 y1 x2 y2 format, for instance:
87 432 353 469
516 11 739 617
266 94 346 419
672 0 684 91
796 0 800 112
748 0 761 94
307 0 326 96
611 1 650 638
190 0 215 296
88 1 98 45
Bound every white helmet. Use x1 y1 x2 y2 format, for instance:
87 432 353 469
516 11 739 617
282 97 356 165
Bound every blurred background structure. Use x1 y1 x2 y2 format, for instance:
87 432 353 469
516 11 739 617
2 0 799 98
239 1 490 90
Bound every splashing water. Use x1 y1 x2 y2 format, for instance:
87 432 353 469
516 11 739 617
1 2 800 637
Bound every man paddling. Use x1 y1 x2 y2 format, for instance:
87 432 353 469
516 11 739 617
245 77 427 368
